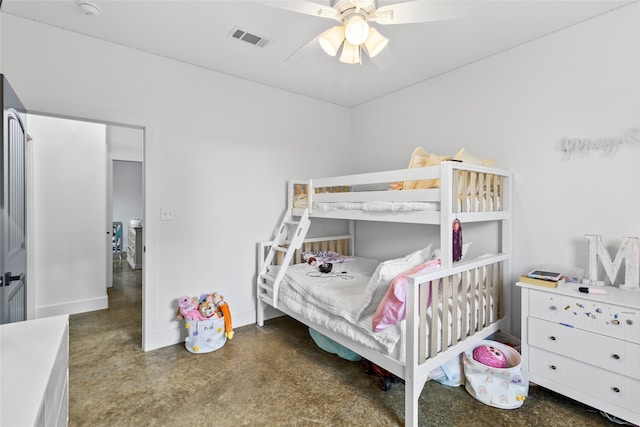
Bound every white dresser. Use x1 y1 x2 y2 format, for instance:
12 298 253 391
518 282 640 425
0 315 69 426
127 225 143 270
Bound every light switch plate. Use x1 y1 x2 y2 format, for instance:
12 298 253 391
160 208 175 221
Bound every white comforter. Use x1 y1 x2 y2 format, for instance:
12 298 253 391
270 258 494 363
272 259 406 359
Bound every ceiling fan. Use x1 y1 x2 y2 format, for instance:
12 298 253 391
270 0 472 65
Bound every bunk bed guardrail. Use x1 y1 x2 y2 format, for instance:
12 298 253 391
290 161 509 214
257 236 509 427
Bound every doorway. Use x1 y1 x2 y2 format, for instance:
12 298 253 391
111 160 143 274
107 126 144 287
26 114 144 321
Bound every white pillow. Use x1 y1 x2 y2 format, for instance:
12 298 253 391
432 242 472 261
356 245 432 318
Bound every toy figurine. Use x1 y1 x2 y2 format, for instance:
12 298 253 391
473 344 508 369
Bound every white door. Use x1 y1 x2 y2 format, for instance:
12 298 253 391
1 76 27 323
28 114 107 317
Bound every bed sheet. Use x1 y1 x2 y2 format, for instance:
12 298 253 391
292 195 438 212
292 195 500 212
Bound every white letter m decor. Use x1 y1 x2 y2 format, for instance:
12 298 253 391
585 235 639 291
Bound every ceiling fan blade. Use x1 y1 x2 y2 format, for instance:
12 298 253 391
284 35 322 64
369 45 396 70
266 1 339 21
373 0 475 25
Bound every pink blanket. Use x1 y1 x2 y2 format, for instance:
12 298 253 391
372 259 441 332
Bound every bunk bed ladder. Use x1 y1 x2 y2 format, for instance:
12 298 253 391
258 208 310 309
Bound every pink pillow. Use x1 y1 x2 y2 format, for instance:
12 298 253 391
372 259 441 332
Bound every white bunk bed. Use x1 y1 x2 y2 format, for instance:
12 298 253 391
256 161 511 427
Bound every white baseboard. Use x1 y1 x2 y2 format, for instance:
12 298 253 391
143 307 265 352
35 295 108 319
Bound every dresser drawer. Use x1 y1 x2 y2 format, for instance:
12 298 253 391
596 368 640 408
45 328 68 427
528 347 592 393
529 289 640 343
528 317 597 365
594 305 640 344
594 335 640 380
529 290 587 329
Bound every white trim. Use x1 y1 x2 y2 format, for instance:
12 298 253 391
35 295 108 318
25 132 35 320
22 96 155 352
156 308 258 352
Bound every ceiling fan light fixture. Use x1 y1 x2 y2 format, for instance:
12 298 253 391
319 25 345 57
344 15 369 45
350 0 375 9
339 40 361 64
363 27 388 58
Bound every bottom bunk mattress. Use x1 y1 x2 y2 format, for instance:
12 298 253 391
269 256 495 363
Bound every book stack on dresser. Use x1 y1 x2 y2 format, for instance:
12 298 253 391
519 269 565 288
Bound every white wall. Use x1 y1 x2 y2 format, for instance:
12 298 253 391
351 4 640 336
0 13 351 350
28 114 108 317
108 126 143 162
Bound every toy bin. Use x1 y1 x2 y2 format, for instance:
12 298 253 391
183 316 227 354
463 340 528 409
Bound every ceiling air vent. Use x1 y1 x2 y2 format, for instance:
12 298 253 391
228 27 271 48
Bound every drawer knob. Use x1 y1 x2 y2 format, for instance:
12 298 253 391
550 305 557 311
550 365 557 370
612 354 620 360
612 387 620 393
549 336 556 341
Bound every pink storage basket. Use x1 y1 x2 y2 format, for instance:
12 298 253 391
463 340 528 409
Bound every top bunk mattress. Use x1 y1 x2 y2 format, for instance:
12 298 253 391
289 161 510 223
292 194 500 213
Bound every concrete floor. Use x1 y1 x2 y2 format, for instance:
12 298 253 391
67 260 621 426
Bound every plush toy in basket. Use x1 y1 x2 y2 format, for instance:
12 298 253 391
176 292 234 354
463 340 528 409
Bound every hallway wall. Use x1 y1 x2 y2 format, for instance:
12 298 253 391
28 114 108 317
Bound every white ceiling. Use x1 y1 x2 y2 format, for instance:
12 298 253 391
1 0 634 107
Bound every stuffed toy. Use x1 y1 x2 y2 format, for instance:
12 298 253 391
176 295 204 321
176 292 234 339
211 292 234 339
176 295 192 320
473 344 508 368
198 299 218 319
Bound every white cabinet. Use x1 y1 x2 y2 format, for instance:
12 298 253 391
127 225 143 270
518 282 640 425
0 315 69 426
